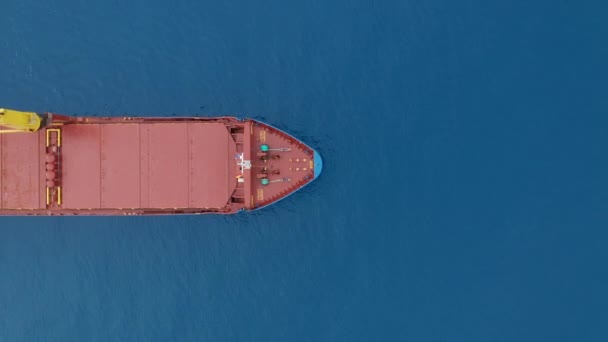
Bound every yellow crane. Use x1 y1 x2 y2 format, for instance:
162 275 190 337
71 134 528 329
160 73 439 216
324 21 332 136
0 108 44 133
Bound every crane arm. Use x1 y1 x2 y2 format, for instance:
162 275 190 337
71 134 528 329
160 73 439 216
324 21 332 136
0 108 44 133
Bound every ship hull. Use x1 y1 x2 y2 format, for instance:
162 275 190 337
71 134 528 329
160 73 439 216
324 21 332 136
0 114 321 216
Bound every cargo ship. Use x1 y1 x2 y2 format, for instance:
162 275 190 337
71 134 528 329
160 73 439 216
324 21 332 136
0 108 322 215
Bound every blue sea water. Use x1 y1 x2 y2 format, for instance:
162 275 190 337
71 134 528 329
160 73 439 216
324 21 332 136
1 0 608 340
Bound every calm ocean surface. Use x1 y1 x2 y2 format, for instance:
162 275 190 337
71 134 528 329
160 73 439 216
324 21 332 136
2 0 607 341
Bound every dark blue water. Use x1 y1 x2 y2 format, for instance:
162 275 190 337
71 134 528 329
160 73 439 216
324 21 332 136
2 0 608 340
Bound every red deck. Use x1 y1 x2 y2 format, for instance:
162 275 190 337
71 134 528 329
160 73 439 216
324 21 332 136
0 114 319 215
249 123 315 209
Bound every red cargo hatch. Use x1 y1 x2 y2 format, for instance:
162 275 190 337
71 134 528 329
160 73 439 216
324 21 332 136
101 124 141 208
61 125 102 209
0 133 43 209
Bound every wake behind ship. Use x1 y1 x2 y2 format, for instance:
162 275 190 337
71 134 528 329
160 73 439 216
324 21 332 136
0 108 322 215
